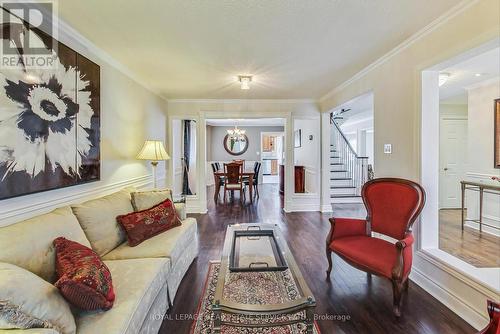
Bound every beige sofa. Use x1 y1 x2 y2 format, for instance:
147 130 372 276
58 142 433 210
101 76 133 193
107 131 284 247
0 187 198 334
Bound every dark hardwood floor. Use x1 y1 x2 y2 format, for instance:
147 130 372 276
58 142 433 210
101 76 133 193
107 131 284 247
159 184 475 334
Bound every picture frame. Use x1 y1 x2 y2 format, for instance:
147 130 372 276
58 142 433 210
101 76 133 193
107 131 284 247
0 7 101 200
495 99 500 169
294 129 302 148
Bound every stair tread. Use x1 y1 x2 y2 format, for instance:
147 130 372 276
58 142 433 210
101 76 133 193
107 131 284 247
331 170 348 172
330 163 344 165
330 177 352 180
330 186 356 189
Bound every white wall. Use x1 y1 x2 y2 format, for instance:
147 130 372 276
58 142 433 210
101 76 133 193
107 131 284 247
340 111 375 166
465 80 500 235
0 13 168 226
294 119 320 194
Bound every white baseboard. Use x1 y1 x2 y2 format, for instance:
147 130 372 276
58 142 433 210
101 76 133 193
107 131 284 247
331 197 363 204
320 204 333 213
410 266 489 330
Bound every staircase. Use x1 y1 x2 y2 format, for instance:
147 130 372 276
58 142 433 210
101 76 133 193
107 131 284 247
330 114 369 203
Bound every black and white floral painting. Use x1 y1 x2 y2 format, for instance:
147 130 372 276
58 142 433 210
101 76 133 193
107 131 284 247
0 7 100 200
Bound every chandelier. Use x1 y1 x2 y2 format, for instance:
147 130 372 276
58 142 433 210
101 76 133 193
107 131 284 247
227 126 246 141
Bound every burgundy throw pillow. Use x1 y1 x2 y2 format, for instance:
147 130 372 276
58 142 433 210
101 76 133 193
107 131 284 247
117 198 182 247
53 237 115 311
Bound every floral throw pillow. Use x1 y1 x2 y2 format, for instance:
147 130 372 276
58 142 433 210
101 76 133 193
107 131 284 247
53 237 115 311
117 199 182 247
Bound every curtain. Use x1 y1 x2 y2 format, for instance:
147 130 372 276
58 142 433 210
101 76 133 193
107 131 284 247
188 121 197 193
182 120 192 195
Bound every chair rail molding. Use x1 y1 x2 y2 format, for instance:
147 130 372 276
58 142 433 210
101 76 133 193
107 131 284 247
0 175 153 226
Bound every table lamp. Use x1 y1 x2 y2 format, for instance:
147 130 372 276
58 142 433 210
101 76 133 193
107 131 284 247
136 140 170 188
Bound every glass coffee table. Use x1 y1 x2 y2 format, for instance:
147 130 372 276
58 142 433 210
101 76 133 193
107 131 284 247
212 224 316 333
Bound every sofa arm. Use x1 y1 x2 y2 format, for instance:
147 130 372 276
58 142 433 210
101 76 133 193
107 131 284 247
328 217 367 242
174 203 187 220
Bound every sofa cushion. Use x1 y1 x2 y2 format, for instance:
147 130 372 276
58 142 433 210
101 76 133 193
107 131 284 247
117 199 181 247
102 218 196 267
131 189 173 211
71 188 134 257
75 258 169 334
0 207 91 283
53 238 115 311
0 262 76 334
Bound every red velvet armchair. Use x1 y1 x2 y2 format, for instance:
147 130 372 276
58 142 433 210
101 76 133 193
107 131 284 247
478 300 500 334
326 178 425 317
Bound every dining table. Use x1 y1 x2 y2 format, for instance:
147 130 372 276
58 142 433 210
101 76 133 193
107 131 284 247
213 170 255 203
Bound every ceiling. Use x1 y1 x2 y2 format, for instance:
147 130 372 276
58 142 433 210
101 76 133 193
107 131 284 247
57 0 459 100
206 118 285 127
440 47 500 104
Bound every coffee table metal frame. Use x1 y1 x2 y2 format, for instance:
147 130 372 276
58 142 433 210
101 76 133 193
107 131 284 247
212 224 316 334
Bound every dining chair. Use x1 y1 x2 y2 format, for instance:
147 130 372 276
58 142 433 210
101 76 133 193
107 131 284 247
211 163 225 201
244 162 261 198
223 162 245 204
232 159 245 169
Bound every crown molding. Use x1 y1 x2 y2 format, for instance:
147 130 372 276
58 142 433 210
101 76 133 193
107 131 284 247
319 0 481 103
167 98 317 104
21 3 167 102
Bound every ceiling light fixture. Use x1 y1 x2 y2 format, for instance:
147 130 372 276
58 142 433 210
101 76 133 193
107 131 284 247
474 73 483 77
238 75 252 90
438 72 450 86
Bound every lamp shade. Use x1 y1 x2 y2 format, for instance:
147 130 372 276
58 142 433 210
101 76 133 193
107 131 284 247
136 140 170 161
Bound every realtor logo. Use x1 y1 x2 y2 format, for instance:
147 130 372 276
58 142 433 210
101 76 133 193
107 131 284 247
0 1 58 69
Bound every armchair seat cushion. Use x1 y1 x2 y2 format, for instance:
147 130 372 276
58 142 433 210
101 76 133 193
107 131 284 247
330 236 398 278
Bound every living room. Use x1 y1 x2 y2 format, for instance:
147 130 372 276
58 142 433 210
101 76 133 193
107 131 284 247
0 1 499 334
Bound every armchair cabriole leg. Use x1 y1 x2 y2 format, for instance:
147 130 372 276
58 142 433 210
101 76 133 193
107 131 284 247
404 278 409 291
392 280 404 317
326 248 332 278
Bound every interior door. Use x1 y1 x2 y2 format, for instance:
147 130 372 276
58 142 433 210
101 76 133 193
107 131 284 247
439 118 468 208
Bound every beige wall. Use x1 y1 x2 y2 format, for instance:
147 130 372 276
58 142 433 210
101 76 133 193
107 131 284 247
320 0 500 180
1 29 168 226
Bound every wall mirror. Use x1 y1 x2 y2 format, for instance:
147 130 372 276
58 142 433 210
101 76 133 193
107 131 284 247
223 134 249 156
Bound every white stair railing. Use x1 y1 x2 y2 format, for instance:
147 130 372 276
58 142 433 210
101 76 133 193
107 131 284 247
330 113 369 196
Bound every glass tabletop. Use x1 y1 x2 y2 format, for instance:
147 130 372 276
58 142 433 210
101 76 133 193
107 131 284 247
213 224 316 314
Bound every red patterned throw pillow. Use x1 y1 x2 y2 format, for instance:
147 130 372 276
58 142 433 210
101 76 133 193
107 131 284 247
117 198 182 247
53 237 115 311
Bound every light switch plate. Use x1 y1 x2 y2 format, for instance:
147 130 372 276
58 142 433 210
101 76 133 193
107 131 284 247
384 144 392 154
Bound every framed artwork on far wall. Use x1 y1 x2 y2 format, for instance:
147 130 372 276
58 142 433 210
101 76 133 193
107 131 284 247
294 129 302 148
495 98 500 169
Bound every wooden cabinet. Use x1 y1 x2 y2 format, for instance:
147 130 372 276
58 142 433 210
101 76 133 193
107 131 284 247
295 166 305 193
279 165 305 194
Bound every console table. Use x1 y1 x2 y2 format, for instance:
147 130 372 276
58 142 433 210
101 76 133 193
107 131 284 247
461 180 500 232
